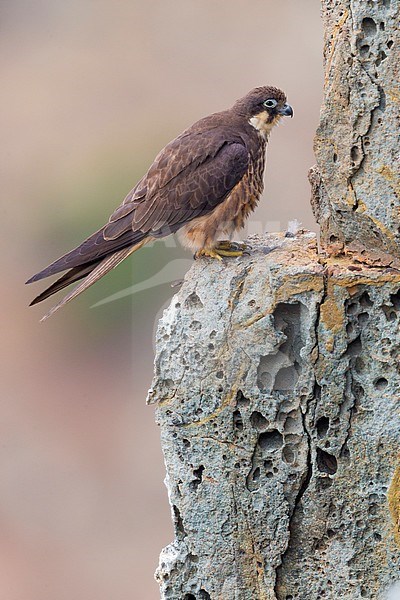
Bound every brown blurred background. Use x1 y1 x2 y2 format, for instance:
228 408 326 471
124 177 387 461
1 1 322 598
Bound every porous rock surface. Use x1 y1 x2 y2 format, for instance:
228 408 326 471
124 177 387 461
148 233 400 600
310 0 400 258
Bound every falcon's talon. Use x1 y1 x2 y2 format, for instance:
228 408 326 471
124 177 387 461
215 241 247 252
214 249 245 258
195 249 224 261
195 244 246 260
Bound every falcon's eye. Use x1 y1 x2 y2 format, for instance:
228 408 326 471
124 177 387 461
263 99 278 109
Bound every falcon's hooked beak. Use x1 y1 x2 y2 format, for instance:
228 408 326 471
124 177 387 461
279 103 294 118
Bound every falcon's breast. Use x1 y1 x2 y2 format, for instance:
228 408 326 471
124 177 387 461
178 135 266 252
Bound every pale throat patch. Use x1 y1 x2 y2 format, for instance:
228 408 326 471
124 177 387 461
249 110 280 139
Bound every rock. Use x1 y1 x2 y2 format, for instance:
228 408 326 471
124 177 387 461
148 233 400 599
311 0 400 260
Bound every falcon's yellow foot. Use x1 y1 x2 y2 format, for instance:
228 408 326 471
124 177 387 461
194 248 224 261
214 240 247 257
215 240 247 251
195 242 248 261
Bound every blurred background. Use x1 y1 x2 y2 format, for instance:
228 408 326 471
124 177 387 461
1 1 322 598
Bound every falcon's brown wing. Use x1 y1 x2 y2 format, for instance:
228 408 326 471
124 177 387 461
27 126 249 313
103 129 249 241
28 127 249 284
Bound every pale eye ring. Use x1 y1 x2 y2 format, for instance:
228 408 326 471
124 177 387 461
263 99 278 109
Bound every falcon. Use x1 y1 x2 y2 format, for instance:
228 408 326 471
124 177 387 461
27 86 293 319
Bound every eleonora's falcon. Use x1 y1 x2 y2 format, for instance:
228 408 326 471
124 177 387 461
27 86 293 320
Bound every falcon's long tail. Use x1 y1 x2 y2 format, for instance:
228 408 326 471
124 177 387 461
29 262 101 306
30 238 151 321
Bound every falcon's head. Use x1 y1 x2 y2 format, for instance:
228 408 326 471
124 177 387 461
233 86 293 138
